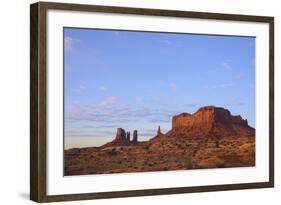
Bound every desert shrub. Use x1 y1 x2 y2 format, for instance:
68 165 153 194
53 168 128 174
143 160 148 166
147 150 152 154
176 143 183 149
143 144 150 150
214 140 220 148
185 154 193 169
107 148 117 156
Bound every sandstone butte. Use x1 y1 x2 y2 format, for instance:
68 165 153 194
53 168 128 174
101 105 255 148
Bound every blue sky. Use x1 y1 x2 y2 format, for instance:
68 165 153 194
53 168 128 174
64 28 255 149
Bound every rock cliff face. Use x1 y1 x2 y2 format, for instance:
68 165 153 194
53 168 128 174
172 106 248 129
165 106 254 139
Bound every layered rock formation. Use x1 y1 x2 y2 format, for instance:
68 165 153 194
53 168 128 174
172 106 248 129
101 106 254 147
164 106 254 139
101 128 138 148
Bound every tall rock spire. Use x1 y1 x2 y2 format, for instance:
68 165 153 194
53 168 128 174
157 126 161 135
126 131 130 141
132 130 138 143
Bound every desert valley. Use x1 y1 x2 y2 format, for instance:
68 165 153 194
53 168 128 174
64 106 255 176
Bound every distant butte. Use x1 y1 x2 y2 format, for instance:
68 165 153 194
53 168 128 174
101 128 139 148
157 105 254 140
101 105 255 148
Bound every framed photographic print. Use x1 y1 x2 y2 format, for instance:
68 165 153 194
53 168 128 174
30 1 274 202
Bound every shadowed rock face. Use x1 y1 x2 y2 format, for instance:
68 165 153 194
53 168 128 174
126 132 130 141
132 130 138 144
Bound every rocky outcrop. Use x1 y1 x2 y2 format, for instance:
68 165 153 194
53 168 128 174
157 126 161 135
102 105 254 147
115 128 127 142
101 128 138 148
166 106 254 139
132 130 138 144
126 132 130 141
150 126 166 141
172 106 248 129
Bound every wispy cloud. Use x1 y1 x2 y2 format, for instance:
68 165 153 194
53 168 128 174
221 62 232 71
204 83 233 89
66 99 182 126
65 129 116 138
220 99 245 107
68 103 82 120
204 61 233 75
71 85 86 93
99 96 117 108
184 103 198 107
64 36 73 50
64 36 80 51
98 86 107 92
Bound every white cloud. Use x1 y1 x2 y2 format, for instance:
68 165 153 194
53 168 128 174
221 62 232 71
205 83 233 89
99 96 117 108
221 99 245 107
66 99 184 126
71 85 86 93
64 36 80 51
64 36 73 50
68 103 82 119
